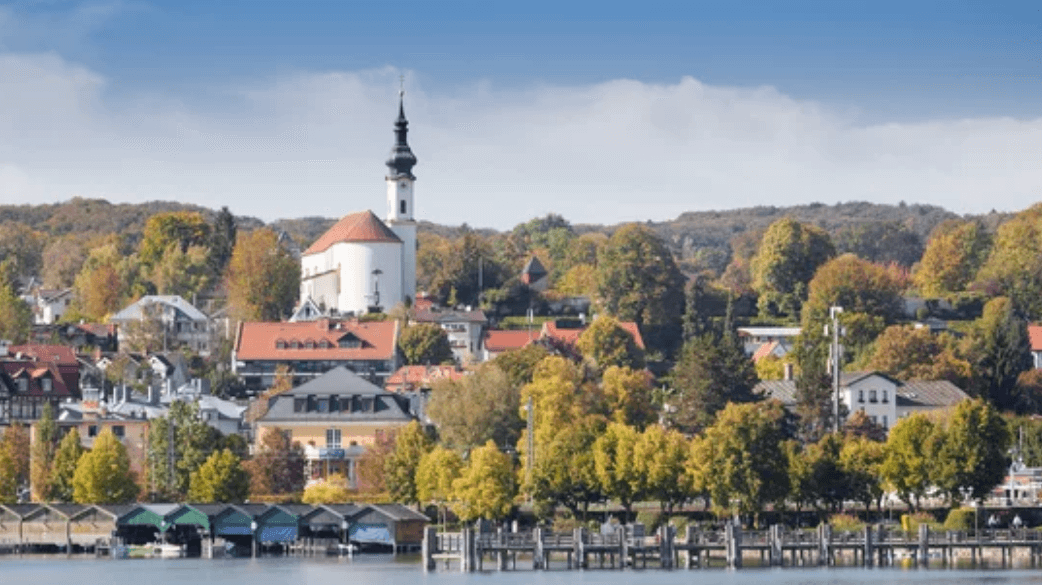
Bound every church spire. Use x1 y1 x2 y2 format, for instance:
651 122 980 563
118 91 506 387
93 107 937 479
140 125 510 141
386 89 417 180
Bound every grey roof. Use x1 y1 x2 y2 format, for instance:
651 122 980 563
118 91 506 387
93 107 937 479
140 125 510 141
2 504 41 517
522 256 547 278
260 369 413 423
110 295 208 322
754 379 798 405
196 394 247 420
366 503 430 522
897 380 969 408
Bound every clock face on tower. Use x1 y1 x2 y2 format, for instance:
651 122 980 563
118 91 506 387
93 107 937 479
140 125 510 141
400 181 408 189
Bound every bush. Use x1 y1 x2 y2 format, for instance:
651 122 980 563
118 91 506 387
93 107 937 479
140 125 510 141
669 515 691 534
943 508 975 532
829 513 865 533
634 510 665 532
901 512 941 533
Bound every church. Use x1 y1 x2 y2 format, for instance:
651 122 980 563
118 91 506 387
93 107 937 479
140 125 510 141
299 93 419 316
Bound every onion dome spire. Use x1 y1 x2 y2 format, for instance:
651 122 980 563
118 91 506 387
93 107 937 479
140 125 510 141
386 89 417 180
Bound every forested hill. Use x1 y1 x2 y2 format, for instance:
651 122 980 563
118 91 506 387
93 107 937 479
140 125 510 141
0 197 1008 271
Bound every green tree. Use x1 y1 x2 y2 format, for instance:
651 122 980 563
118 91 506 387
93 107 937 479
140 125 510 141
384 421 434 505
601 366 655 428
529 415 605 520
187 449 249 503
452 440 517 522
687 401 789 524
48 429 85 502
0 222 44 279
914 219 991 297
150 244 213 298
491 344 549 389
835 221 923 268
427 363 521 450
865 325 971 386
0 275 31 343
301 474 352 504
30 402 59 501
146 401 220 499
791 333 835 442
398 323 454 365
840 436 886 511
138 211 212 269
592 422 644 518
931 398 1010 503
208 206 237 277
974 204 1042 319
880 413 938 510
226 228 300 321
245 427 305 497
595 223 685 353
802 254 904 328
575 316 645 370
41 235 89 289
800 433 850 513
751 218 835 319
72 428 139 503
635 424 690 513
964 297 1033 410
668 332 759 434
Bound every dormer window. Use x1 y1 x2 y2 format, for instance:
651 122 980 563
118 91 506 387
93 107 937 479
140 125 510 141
276 339 287 349
41 378 52 392
338 333 362 349
305 339 315 349
17 378 28 393
290 340 300 349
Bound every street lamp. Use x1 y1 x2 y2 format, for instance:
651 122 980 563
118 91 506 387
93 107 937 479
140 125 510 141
825 306 844 433
959 487 978 537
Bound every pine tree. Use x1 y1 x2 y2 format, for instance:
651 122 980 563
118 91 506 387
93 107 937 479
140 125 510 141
48 429 85 502
30 402 59 501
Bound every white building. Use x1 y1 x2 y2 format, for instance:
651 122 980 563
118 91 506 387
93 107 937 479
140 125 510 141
299 93 419 316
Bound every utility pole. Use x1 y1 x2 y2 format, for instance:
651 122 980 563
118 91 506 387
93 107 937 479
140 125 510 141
167 416 176 495
827 306 844 433
526 396 534 502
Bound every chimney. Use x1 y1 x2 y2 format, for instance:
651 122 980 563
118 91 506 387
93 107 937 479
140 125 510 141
783 362 794 381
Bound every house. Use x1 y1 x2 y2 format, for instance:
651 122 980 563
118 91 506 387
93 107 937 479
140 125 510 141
410 304 487 364
384 365 463 394
253 366 416 489
299 94 420 315
540 318 645 351
0 343 81 423
1029 324 1042 369
481 330 537 361
737 326 801 358
29 288 74 325
109 295 213 355
755 371 970 434
50 387 152 479
233 318 400 393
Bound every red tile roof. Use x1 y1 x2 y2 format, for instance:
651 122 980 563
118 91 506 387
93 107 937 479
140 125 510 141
1030 324 1042 352
483 330 536 353
751 340 780 362
385 365 463 392
540 320 645 350
303 210 402 255
7 344 78 366
234 318 399 362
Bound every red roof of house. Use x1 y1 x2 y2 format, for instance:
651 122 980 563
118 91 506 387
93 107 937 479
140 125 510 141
7 344 78 367
385 365 463 392
483 330 536 353
1030 324 1042 352
303 210 402 255
540 320 645 350
751 340 780 362
234 318 399 362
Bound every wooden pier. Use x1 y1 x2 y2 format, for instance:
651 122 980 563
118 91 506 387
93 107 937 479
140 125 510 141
423 523 1042 571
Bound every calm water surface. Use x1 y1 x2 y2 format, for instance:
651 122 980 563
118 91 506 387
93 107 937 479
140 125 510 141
5 556 1042 585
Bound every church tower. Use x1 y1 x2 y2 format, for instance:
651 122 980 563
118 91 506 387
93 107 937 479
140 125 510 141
386 90 418 305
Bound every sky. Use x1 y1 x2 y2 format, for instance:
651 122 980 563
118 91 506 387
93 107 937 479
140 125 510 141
0 0 1039 229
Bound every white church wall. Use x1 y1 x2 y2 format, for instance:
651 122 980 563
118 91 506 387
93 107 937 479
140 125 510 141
333 241 403 315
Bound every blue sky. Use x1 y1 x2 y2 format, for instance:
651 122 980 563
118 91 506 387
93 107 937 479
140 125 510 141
0 0 1039 228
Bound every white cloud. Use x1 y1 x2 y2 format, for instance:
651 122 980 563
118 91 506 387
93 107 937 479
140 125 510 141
0 52 1039 229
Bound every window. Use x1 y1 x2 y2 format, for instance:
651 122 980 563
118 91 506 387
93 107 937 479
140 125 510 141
882 390 889 403
88 425 98 438
41 378 52 392
17 378 27 393
317 398 329 413
329 395 340 412
882 416 888 429
869 390 877 403
112 425 125 438
294 397 307 413
305 340 315 349
276 340 286 349
858 390 864 403
400 200 407 215
326 428 342 449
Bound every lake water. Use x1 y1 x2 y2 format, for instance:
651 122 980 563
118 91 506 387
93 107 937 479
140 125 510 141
6 556 1042 585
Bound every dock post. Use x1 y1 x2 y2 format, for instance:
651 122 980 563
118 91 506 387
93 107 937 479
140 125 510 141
574 526 586 569
658 524 673 569
422 526 436 571
918 524 929 567
618 526 628 569
533 527 544 570
686 525 696 568
725 522 742 569
864 525 874 567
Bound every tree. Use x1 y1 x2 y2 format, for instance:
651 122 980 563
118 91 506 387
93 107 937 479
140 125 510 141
41 235 89 289
0 423 30 502
398 323 454 365
835 221 923 268
452 440 517 522
687 401 789 524
226 228 300 321
0 276 31 343
802 254 904 328
595 224 685 353
48 429 85 502
30 402 59 501
601 366 655 428
791 332 835 443
914 219 991 297
384 421 433 505
528 415 605 520
799 433 850 513
751 218 835 319
416 446 464 506
73 428 138 503
301 474 352 504
187 449 249 503
147 401 220 499
72 243 131 321
964 297 1032 410
150 244 213 299
427 363 522 450
974 204 1042 319
138 211 211 269
931 398 1010 503
880 413 938 510
356 430 396 494
865 325 971 386
491 344 549 389
575 316 645 370
208 206 237 277
840 436 886 511
635 425 690 513
245 427 305 497
592 422 644 518
843 410 887 443
668 332 759 434
0 222 44 279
